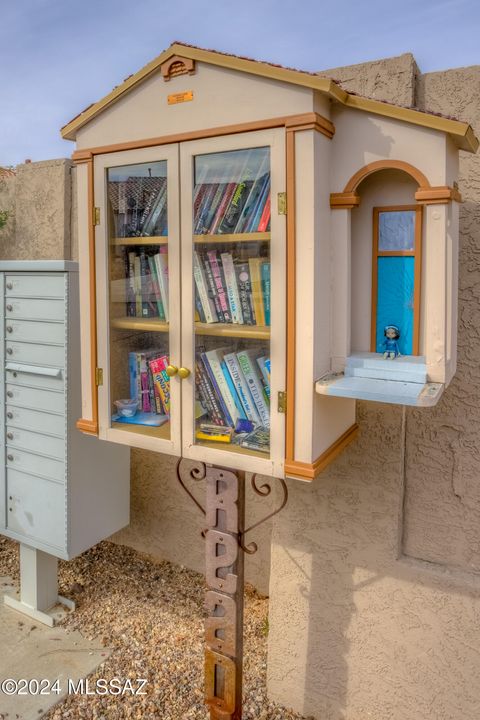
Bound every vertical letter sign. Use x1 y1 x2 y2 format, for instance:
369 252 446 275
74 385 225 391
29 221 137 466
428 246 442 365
205 466 244 720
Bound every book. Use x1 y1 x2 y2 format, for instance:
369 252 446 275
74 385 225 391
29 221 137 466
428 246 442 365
221 360 247 420
143 252 158 317
134 255 142 317
235 262 255 325
248 258 266 326
154 251 169 322
193 251 218 323
139 353 151 411
240 426 270 453
149 355 170 416
148 255 165 320
246 176 270 233
195 357 226 426
236 349 270 427
223 351 261 425
221 253 243 324
217 150 254 234
203 253 223 320
201 349 238 428
234 154 269 233
126 250 136 317
207 250 231 322
258 194 271 232
195 182 220 234
256 356 271 400
261 262 271 326
142 177 167 236
199 352 232 426
128 352 138 401
209 182 237 234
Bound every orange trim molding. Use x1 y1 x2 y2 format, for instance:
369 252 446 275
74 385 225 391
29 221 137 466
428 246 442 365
284 424 359 481
330 192 360 209
414 185 462 204
160 55 195 81
71 112 335 161
344 159 431 194
285 128 296 463
76 418 99 435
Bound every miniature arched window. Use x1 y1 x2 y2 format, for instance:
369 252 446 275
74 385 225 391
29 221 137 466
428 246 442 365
371 205 422 356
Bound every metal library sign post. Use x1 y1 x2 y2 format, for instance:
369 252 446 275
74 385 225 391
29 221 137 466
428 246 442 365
177 459 288 719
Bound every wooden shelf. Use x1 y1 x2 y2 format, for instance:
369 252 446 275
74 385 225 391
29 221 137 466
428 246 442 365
111 236 168 246
111 317 169 332
194 232 270 244
194 322 270 340
112 420 170 440
195 437 269 460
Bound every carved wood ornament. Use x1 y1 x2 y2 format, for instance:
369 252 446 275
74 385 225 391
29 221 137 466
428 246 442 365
161 55 196 81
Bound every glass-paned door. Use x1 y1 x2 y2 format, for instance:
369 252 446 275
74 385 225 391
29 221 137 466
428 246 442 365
94 145 181 454
180 130 286 477
372 206 422 356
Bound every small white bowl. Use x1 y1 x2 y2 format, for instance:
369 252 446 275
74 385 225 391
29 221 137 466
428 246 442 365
114 399 139 417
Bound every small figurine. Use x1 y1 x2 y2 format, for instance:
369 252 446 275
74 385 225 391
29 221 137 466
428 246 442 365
382 324 401 359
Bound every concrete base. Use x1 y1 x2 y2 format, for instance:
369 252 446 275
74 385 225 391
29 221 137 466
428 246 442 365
4 593 75 628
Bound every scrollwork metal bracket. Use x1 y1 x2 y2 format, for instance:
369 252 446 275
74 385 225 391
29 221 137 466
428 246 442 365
176 458 288 554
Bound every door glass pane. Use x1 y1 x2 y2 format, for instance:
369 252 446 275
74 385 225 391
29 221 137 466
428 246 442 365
107 161 171 439
378 210 415 251
192 147 271 457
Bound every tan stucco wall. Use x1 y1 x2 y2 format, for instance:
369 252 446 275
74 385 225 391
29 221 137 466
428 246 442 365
267 61 480 719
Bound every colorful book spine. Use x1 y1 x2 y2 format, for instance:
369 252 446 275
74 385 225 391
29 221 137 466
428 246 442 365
261 262 271 326
128 352 138 401
127 249 135 316
148 255 165 320
193 251 218 323
221 360 246 420
245 175 270 233
154 251 169 322
195 289 206 323
258 194 271 232
209 182 237 234
139 353 151 412
234 262 254 325
203 183 227 233
195 183 219 234
256 356 271 400
134 256 142 317
221 252 243 324
202 254 223 320
236 350 270 428
248 258 266 326
234 156 269 233
224 351 261 425
149 355 170 416
200 351 237 427
207 250 231 322
196 359 227 426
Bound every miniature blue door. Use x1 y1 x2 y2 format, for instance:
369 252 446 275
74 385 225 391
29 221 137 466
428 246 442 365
372 207 422 356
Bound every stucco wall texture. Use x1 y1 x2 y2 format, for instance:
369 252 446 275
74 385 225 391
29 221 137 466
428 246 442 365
267 58 480 719
1 54 480 720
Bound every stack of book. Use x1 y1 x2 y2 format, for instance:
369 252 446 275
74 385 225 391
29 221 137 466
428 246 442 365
194 251 270 326
124 247 169 320
194 160 270 235
129 350 170 417
195 345 271 452
109 175 168 237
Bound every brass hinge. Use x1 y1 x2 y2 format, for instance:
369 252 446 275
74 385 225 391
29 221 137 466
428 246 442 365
95 367 103 386
278 391 287 414
277 192 287 215
93 206 101 225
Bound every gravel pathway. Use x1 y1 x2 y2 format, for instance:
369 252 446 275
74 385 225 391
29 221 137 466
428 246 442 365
0 537 311 720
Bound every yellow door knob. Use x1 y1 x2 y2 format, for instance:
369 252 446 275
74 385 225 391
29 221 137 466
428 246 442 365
166 365 178 377
178 367 191 379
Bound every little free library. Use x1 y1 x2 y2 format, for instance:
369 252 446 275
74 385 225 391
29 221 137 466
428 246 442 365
1 41 479 720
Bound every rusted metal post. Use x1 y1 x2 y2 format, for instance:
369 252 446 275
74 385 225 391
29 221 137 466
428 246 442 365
204 466 245 720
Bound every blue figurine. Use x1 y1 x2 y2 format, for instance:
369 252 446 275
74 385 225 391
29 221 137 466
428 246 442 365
382 324 401 359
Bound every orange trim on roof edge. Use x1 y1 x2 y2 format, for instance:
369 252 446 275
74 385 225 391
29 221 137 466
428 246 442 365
59 42 478 153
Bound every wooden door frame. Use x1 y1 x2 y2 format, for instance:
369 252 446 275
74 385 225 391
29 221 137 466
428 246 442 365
371 204 423 356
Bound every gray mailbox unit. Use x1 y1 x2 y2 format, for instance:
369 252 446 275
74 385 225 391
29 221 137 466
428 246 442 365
0 261 129 625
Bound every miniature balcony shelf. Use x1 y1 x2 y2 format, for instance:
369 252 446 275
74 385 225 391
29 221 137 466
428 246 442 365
315 352 444 407
193 232 270 243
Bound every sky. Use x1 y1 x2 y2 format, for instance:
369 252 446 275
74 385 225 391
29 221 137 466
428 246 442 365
0 0 479 166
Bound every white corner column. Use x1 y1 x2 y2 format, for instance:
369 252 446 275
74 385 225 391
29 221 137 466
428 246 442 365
330 208 352 372
4 544 75 627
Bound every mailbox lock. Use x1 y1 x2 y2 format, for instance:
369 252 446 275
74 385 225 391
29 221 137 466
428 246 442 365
6 412 13 419
6 304 12 312
7 432 13 440
6 282 13 290
7 391 13 398
6 348 12 355
6 326 12 333
7 454 14 462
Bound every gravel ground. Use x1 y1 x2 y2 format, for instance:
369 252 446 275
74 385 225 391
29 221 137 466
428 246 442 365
0 537 311 720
